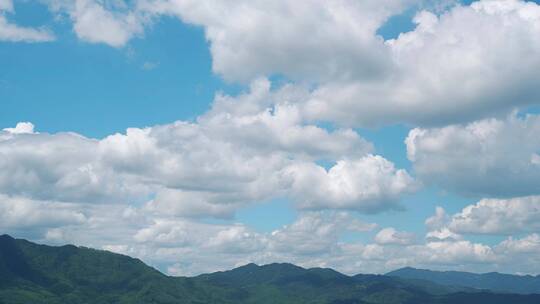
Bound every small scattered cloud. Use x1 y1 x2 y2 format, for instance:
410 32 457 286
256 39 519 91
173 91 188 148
0 4 55 43
141 61 159 70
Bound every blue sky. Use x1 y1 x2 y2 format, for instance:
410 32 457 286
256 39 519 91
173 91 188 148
2 0 540 276
1 2 233 137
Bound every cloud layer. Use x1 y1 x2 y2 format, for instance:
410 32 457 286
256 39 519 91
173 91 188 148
0 80 415 220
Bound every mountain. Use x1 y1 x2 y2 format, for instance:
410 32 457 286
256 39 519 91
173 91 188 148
387 267 540 295
0 234 231 304
2 234 540 304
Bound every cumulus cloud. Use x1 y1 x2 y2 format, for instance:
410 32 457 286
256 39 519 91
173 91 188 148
45 0 147 47
425 206 449 231
433 196 540 235
2 122 35 134
0 129 144 204
497 233 540 255
23 0 540 126
303 0 540 126
421 240 497 265
287 156 418 212
120 216 538 275
0 81 415 219
269 211 376 255
125 0 540 126
374 227 416 245
0 0 55 42
16 0 540 125
0 195 86 229
72 0 145 47
138 0 408 83
424 206 463 242
4 193 540 275
406 113 540 197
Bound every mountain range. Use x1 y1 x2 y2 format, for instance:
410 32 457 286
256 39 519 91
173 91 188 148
1 234 539 304
387 266 540 295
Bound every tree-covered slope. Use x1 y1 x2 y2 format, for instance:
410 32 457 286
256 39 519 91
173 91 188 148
0 234 232 304
2 235 540 304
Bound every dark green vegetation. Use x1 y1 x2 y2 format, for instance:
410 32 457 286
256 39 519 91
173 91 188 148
387 267 540 295
1 234 539 304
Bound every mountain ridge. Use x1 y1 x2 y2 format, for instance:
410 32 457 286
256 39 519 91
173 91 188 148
2 234 540 304
387 266 540 295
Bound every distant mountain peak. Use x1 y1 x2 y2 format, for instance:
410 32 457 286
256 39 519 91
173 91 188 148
0 234 14 240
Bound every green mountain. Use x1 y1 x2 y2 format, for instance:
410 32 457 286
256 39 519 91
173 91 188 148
2 234 540 304
387 267 540 295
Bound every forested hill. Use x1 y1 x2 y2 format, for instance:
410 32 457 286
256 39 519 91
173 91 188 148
1 234 539 304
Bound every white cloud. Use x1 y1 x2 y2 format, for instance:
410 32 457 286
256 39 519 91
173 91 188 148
123 0 540 127
20 0 540 126
139 0 409 83
424 206 463 242
45 0 146 47
447 196 540 235
425 228 463 242
102 244 131 255
2 122 35 134
497 233 540 255
71 0 145 47
21 0 540 127
406 114 540 197
269 211 376 255
287 155 418 212
0 80 415 218
0 130 143 204
425 206 448 231
421 240 497 265
0 1 55 42
0 195 86 229
206 225 265 254
5 194 540 276
374 227 416 245
198 78 374 160
133 219 212 247
303 0 540 126
145 188 241 219
0 0 13 12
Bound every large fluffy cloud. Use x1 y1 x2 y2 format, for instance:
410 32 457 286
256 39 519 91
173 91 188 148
138 0 409 82
0 81 415 219
304 0 540 126
132 0 540 126
21 0 540 126
406 113 540 197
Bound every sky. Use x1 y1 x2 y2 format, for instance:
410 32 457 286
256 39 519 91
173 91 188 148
1 0 540 276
